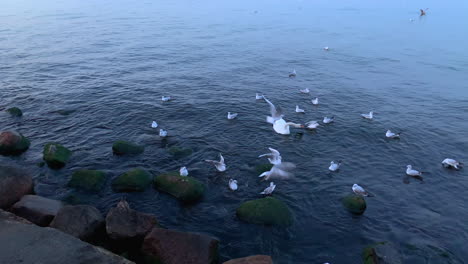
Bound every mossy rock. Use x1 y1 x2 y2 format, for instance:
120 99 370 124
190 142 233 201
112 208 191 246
68 170 107 192
342 194 367 215
112 140 144 155
254 163 273 174
54 109 76 116
236 197 293 226
6 107 23 117
167 146 193 159
43 143 72 169
0 131 30 156
112 168 151 192
362 242 402 264
62 193 97 205
153 172 205 202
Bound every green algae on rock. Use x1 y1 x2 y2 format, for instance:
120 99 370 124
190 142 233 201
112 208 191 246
112 141 144 155
43 143 72 169
0 131 30 156
362 242 402 264
153 172 205 202
68 170 107 192
254 163 273 174
6 107 23 117
236 197 293 226
342 194 367 215
167 146 193 159
112 168 151 192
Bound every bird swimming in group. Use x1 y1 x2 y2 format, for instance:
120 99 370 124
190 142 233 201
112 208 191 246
151 121 158 128
361 111 374 119
260 182 276 195
205 153 226 172
161 96 172 102
159 129 167 137
352 184 369 197
289 69 297 78
323 116 335 124
386 130 401 138
300 88 310 94
229 179 238 191
295 105 305 113
259 162 296 180
264 97 303 135
179 166 188 176
305 120 319 129
258 147 282 165
406 165 423 176
227 112 238 120
329 160 342 171
311 97 319 105
442 158 463 170
256 93 264 100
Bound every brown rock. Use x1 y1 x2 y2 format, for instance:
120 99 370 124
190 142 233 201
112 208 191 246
50 205 104 241
142 228 219 264
11 195 63 226
0 165 33 209
223 255 273 264
0 130 30 155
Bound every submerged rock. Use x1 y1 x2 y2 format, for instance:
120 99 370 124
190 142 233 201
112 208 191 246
362 242 402 264
112 168 151 192
167 146 193 159
11 195 63 226
342 194 367 215
142 228 219 264
223 255 273 264
153 172 205 202
0 131 30 156
236 197 293 226
68 169 107 192
6 107 23 117
112 141 144 155
0 165 34 209
43 143 72 169
50 205 104 242
254 163 273 174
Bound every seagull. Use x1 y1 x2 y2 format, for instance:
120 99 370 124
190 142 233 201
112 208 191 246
300 88 310 94
406 165 423 176
259 162 296 180
151 121 158 128
289 69 297 78
420 9 426 16
256 93 264 100
264 96 283 124
159 129 167 137
305 121 319 129
323 116 335 124
329 161 341 171
442 158 463 170
229 179 238 191
410 18 415 22
260 182 276 195
311 97 319 105
295 105 305 113
227 112 238 120
386 130 401 138
352 184 369 197
361 111 374 119
161 96 172 102
258 147 282 165
179 166 188 176
205 153 226 172
324 46 330 51
264 97 303 134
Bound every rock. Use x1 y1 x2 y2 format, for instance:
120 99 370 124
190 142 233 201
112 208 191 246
254 163 273 174
167 146 193 159
112 168 151 192
68 169 107 192
43 143 72 169
153 172 205 202
342 194 367 215
236 197 293 226
53 109 76 116
0 165 34 209
362 242 402 264
50 205 104 242
11 195 63 226
0 131 30 155
223 255 273 264
6 107 22 117
0 209 32 224
106 199 158 241
112 140 144 155
0 214 133 264
142 228 219 264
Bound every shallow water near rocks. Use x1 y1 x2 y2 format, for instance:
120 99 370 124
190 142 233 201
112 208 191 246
1 0 468 263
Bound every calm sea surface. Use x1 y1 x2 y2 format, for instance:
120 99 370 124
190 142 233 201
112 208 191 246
1 0 468 263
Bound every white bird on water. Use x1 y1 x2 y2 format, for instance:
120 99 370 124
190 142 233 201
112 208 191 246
300 88 310 94
179 166 188 176
289 69 297 78
259 162 296 181
329 161 342 171
386 130 401 139
264 97 303 135
305 121 319 129
258 147 282 165
229 179 238 191
159 129 167 137
151 121 158 128
260 182 276 195
323 116 335 124
227 112 238 120
161 96 172 102
442 158 463 170
406 165 423 176
324 46 330 51
256 93 264 100
205 153 226 172
352 184 369 197
295 105 305 113
311 97 319 105
361 111 374 119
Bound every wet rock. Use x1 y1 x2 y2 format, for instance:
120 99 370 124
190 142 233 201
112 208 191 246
53 109 76 116
43 143 72 169
11 195 63 226
50 205 104 242
62 192 97 205
112 140 144 155
153 172 205 202
112 168 151 192
6 107 23 117
236 197 293 226
0 131 30 155
0 209 32 224
362 242 402 264
168 146 193 159
68 169 107 192
223 255 273 264
142 228 219 264
0 165 34 209
106 199 158 241
342 194 367 215
254 163 273 174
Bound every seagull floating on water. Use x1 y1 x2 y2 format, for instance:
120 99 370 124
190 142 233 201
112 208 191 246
179 166 188 176
256 93 264 100
260 182 276 195
352 184 369 197
161 96 172 102
406 165 423 176
305 121 319 129
329 160 342 171
258 147 282 165
229 179 238 191
311 97 319 105
205 153 226 172
295 105 305 113
159 129 167 137
386 130 401 139
324 46 330 51
259 162 296 180
323 116 335 124
264 97 303 135
361 111 374 119
300 88 310 94
442 158 463 170
151 121 158 128
289 69 297 78
227 112 238 120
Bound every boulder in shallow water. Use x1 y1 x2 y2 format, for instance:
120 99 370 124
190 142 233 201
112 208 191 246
112 168 151 192
6 107 23 117
223 255 273 264
362 242 402 264
112 140 144 155
11 195 63 226
0 131 30 155
236 197 293 226
50 205 104 242
342 194 367 215
43 143 72 169
68 169 107 192
254 163 273 174
167 146 193 159
0 165 34 209
142 227 219 264
153 172 205 202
